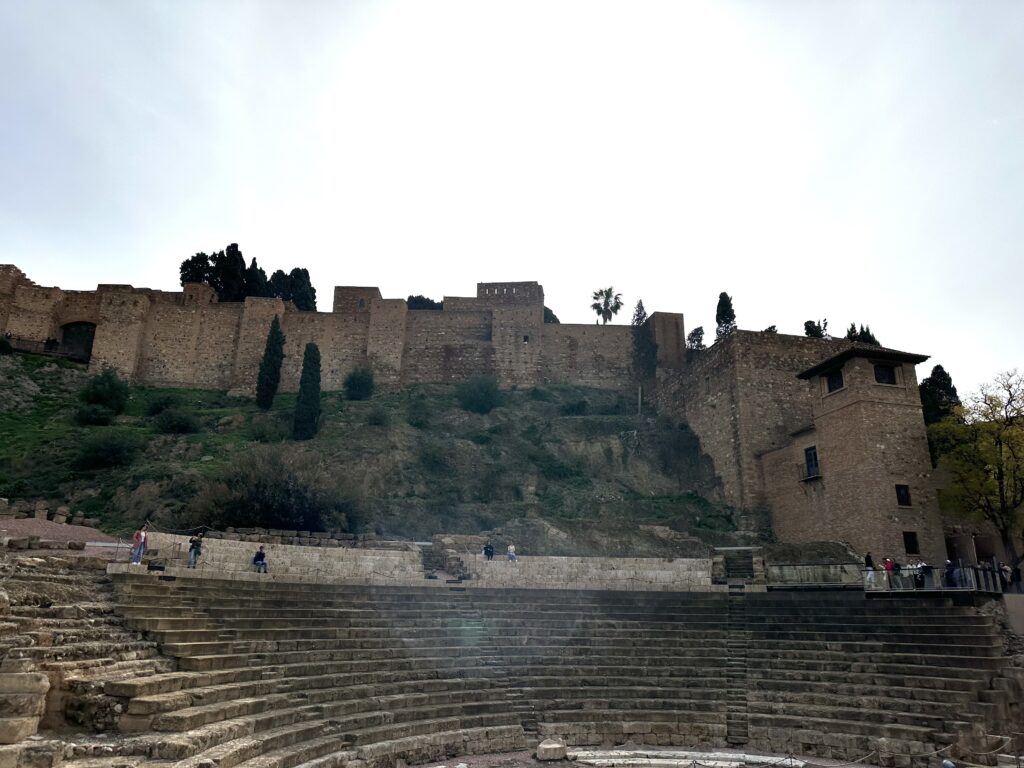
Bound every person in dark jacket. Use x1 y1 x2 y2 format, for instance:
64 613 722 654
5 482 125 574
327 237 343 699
253 546 268 573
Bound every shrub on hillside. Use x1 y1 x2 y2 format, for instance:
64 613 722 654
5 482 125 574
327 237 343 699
154 407 200 434
455 376 502 414
75 404 115 426
74 430 142 469
406 395 430 429
0 337 12 355
145 393 179 416
249 414 288 443
559 398 589 416
80 368 129 414
367 406 390 427
344 367 375 401
188 446 353 532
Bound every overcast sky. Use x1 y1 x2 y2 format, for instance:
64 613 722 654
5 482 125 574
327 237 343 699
2 0 1021 393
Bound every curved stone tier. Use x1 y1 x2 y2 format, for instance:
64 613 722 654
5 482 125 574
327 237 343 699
4 562 1023 768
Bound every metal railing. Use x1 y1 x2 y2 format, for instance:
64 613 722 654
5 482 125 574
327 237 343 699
767 562 1006 594
5 334 90 362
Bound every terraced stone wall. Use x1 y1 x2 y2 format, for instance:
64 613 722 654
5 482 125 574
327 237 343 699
462 553 718 591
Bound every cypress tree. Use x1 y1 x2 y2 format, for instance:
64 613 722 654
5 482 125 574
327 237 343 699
631 300 657 378
255 316 285 411
715 292 736 341
293 343 322 440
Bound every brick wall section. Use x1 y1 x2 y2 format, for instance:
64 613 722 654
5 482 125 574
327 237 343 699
400 309 495 384
278 311 370 392
539 324 634 388
650 312 686 369
6 286 64 340
0 266 28 334
229 298 287 393
657 340 743 504
366 298 408 386
53 291 102 328
89 291 152 379
492 306 544 387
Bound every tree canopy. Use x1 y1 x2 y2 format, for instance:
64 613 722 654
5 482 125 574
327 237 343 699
543 306 560 324
931 370 1024 563
407 295 443 310
920 365 962 426
715 292 736 341
180 244 317 310
804 319 828 339
844 323 880 345
590 287 623 325
686 326 705 351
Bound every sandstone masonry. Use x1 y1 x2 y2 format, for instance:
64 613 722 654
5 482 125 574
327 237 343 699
0 267 946 562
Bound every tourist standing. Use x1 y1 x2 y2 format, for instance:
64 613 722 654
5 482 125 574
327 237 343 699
483 542 494 561
864 552 875 588
130 523 148 565
187 532 204 569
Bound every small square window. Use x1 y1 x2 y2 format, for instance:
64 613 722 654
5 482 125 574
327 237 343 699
826 369 844 393
358 298 365 309
874 364 897 385
896 484 912 506
523 335 529 343
903 531 920 555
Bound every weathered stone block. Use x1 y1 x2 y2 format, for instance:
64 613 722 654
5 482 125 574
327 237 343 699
0 674 49 695
0 718 37 745
536 739 566 760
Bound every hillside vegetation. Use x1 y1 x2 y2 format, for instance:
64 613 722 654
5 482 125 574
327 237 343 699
0 353 756 556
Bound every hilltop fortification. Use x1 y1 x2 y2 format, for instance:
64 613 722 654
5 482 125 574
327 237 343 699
0 266 944 562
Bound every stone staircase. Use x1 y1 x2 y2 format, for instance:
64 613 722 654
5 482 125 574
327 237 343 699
724 589 749 746
4 553 1024 768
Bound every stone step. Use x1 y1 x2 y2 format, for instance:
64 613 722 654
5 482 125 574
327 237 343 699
229 733 351 768
158 715 337 765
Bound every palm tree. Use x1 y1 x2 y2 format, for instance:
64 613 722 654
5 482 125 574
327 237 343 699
590 287 624 325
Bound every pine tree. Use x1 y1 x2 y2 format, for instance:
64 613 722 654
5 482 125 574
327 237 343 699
920 364 961 426
804 319 828 338
255 316 285 411
293 343 322 440
844 323 880 346
686 326 705 351
715 292 736 341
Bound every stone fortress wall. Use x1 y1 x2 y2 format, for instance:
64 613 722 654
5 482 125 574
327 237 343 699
0 266 946 563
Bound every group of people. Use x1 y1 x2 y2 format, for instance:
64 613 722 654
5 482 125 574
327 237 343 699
130 523 270 573
482 542 517 562
865 551 1022 592
864 553 938 589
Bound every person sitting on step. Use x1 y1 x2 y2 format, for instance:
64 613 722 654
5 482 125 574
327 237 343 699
253 546 268 573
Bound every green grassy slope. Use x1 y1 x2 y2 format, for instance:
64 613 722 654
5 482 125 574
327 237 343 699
0 354 750 554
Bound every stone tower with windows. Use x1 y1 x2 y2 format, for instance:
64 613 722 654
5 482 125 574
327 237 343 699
762 345 944 562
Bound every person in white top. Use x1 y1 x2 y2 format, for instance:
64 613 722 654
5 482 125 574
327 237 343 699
507 543 518 562
130 523 148 565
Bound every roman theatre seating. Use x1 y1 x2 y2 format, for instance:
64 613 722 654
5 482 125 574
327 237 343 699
4 535 1021 768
